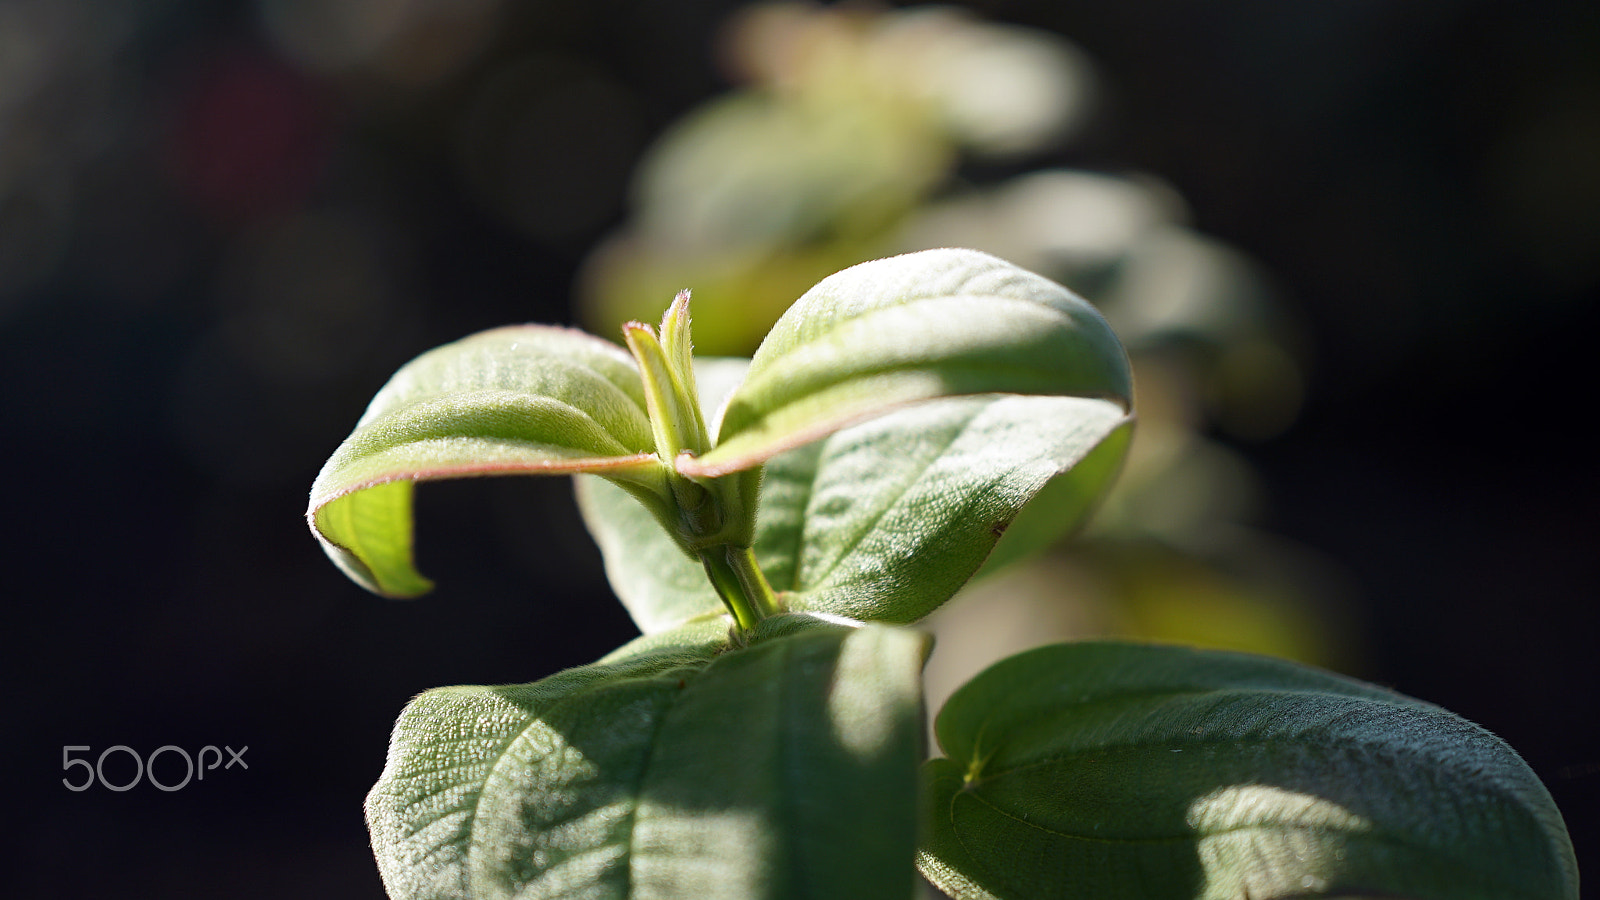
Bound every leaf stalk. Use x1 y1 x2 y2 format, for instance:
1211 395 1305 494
699 544 781 630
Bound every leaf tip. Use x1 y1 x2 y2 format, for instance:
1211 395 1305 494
621 318 657 342
667 287 692 319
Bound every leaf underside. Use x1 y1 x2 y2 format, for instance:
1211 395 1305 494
309 325 664 597
919 641 1580 900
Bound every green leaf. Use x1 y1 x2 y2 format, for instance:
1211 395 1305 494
366 618 928 900
683 248 1132 478
974 413 1132 575
581 390 1129 631
763 394 1129 623
627 619 927 898
919 641 1579 900
308 325 667 597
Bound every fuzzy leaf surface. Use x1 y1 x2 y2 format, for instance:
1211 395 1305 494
309 326 662 597
760 394 1129 623
919 641 1579 900
366 618 927 900
683 248 1132 477
580 373 1130 630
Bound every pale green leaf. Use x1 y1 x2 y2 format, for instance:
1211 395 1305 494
580 389 1130 631
366 619 927 900
975 414 1132 575
308 325 666 597
920 641 1579 900
576 471 725 633
575 359 750 633
683 248 1132 477
631 93 942 253
764 394 1129 623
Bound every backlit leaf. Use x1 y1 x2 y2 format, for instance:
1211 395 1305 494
762 394 1129 623
309 325 666 597
684 248 1132 477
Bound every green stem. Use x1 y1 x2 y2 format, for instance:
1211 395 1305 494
699 545 782 631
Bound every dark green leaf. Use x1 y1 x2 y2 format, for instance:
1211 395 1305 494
920 641 1579 900
308 326 666 597
367 619 928 899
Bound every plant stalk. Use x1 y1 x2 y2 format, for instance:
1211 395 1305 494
699 545 781 631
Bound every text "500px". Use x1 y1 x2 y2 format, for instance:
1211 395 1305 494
63 745 248 792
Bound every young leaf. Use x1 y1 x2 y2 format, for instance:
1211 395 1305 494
919 641 1579 900
683 248 1132 477
576 358 751 633
366 618 928 900
308 326 666 597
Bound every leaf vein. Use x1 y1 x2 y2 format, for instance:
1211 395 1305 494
802 406 984 591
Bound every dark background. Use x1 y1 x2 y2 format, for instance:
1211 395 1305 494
7 0 1595 895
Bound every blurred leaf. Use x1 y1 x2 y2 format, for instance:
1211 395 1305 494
920 642 1579 900
308 325 666 597
895 169 1179 283
367 618 927 900
1095 541 1341 665
868 8 1092 157
686 248 1132 477
632 93 945 253
1100 226 1278 350
580 237 878 356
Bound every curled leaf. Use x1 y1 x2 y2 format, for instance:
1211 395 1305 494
308 325 666 597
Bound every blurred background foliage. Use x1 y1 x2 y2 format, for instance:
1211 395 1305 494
4 0 1595 896
576 2 1342 706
